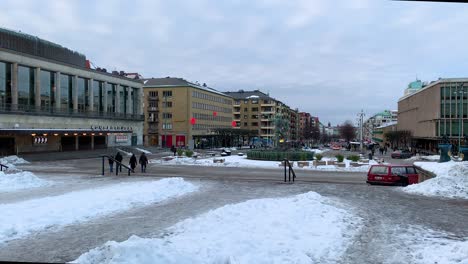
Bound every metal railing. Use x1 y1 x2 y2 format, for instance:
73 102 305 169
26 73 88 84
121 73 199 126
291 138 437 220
283 159 296 183
0 163 8 172
101 155 134 176
0 103 144 121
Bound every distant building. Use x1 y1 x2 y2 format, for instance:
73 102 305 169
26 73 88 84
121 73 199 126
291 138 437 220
0 28 144 155
372 121 397 145
404 79 426 96
363 110 398 142
142 77 233 148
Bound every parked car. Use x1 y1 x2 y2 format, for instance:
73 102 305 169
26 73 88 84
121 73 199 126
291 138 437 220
391 150 412 159
366 164 419 186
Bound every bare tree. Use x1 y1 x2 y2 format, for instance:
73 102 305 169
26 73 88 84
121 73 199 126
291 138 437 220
339 121 356 142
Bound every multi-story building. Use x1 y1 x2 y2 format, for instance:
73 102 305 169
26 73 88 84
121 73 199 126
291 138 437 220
299 112 311 140
398 78 468 152
142 77 233 148
224 90 296 145
372 122 397 146
0 28 143 155
225 90 275 145
363 110 398 142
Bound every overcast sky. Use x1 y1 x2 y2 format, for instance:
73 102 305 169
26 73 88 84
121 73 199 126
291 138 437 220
2 0 468 125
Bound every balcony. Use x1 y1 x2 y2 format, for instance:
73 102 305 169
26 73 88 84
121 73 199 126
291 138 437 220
261 102 275 107
148 107 159 112
147 119 159 123
261 126 275 129
148 96 159 101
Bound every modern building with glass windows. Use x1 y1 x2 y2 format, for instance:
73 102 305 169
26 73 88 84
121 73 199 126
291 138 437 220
0 28 143 155
398 78 468 153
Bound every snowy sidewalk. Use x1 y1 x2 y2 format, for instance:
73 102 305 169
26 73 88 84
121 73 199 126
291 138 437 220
0 178 198 243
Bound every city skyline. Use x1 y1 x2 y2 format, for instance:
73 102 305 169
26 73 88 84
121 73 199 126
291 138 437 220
2 0 468 124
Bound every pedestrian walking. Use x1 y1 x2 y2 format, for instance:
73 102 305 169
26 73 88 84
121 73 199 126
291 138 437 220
108 155 114 173
139 152 148 173
171 145 177 156
129 153 137 171
115 152 123 172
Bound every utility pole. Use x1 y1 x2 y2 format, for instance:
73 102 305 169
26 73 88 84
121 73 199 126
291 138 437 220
358 110 365 153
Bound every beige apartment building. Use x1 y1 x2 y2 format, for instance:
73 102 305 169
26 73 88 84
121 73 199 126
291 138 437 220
398 78 468 152
143 77 233 148
224 90 297 146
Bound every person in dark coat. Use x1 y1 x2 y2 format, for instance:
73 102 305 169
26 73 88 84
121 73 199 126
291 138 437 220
129 154 137 171
171 145 177 156
139 153 148 173
108 155 114 173
115 152 123 172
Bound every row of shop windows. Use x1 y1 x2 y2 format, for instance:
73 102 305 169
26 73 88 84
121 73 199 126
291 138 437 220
437 121 468 137
0 61 140 114
192 124 231 131
440 86 468 119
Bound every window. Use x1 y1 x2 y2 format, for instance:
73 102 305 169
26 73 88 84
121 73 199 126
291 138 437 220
163 91 172 97
162 101 173 108
243 122 248 126
252 107 258 112
162 113 172 119
243 115 248 119
252 122 258 126
406 167 416 174
18 65 34 107
0 62 12 107
162 123 173 130
40 70 54 110
149 91 158 97
370 166 388 175
244 108 248 112
391 167 407 175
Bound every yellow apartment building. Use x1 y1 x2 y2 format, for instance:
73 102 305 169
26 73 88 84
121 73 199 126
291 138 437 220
143 77 233 148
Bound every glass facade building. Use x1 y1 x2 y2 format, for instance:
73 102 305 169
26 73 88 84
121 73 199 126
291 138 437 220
438 84 468 137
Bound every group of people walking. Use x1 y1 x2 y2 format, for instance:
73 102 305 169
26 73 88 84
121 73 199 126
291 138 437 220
108 151 149 174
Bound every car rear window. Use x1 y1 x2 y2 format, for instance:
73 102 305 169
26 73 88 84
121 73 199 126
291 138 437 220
391 167 407 175
370 166 388 174
406 167 417 174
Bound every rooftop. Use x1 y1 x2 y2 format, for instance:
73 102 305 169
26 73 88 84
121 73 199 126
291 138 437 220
223 90 273 100
142 77 230 97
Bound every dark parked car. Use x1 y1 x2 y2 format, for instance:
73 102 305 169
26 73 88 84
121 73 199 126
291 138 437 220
391 150 412 159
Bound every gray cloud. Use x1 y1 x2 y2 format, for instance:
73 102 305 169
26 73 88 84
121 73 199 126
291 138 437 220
2 0 468 125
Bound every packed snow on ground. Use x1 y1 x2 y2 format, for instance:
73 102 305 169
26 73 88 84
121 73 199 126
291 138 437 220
0 170 51 192
75 191 361 264
392 225 468 264
135 148 152 154
116 149 132 157
151 155 374 172
0 178 198 243
403 161 468 199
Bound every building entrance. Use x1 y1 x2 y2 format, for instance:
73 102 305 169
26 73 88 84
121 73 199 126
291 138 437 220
0 137 15 156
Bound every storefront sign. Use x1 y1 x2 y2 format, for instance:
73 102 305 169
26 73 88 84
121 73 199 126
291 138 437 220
115 135 128 143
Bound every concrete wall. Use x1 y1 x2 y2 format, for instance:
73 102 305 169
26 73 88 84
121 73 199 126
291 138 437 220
398 83 440 138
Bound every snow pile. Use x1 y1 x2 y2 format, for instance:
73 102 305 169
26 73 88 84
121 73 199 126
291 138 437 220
395 226 468 264
75 192 361 264
0 170 51 192
152 155 373 172
421 155 440 161
404 161 468 199
0 155 29 165
0 178 198 243
135 148 152 154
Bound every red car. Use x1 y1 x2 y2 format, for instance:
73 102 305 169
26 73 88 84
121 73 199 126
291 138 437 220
366 164 419 186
